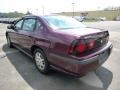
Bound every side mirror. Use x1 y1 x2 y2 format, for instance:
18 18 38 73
7 24 15 29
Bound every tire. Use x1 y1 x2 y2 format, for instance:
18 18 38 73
33 49 49 74
6 35 13 48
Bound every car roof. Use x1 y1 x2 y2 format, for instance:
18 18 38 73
23 14 59 18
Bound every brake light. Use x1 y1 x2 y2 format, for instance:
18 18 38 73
76 43 86 53
68 40 87 54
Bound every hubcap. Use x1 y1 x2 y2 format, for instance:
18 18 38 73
35 52 45 70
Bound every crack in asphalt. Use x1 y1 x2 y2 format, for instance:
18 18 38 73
0 55 6 59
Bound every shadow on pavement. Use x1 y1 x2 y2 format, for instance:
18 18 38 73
2 44 113 90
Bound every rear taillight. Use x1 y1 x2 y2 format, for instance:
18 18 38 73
68 40 78 54
68 39 95 55
76 41 86 53
87 39 95 50
68 46 74 54
68 40 87 54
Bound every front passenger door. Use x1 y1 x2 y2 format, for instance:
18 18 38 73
10 19 23 45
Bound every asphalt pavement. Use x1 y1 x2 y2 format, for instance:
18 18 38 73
0 21 120 90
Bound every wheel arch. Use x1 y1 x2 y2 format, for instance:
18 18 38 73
31 45 44 56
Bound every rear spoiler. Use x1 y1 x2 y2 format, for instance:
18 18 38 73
0 18 19 24
81 31 109 39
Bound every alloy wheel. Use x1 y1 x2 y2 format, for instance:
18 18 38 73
35 52 46 71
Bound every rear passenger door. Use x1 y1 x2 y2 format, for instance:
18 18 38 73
18 18 36 52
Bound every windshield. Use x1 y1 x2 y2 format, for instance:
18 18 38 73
44 15 86 30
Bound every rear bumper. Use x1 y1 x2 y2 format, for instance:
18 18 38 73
50 42 113 77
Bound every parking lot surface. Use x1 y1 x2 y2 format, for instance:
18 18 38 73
0 21 120 90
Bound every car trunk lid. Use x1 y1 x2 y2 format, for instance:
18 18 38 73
56 27 101 37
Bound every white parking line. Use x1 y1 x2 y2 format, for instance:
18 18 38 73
0 43 6 47
0 50 19 59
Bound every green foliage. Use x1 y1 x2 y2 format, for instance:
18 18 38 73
0 11 25 18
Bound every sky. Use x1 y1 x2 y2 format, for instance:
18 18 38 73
0 0 120 15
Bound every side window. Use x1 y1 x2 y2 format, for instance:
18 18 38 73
22 19 36 31
15 20 23 30
36 20 44 30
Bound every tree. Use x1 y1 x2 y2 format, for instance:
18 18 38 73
26 11 32 15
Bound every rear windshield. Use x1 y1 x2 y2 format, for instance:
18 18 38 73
44 15 86 30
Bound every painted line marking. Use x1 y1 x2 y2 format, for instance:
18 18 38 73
0 50 19 59
0 43 7 47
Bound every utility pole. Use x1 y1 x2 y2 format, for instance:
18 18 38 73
72 2 75 17
42 5 45 15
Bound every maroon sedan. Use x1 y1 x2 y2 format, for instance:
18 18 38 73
6 15 112 77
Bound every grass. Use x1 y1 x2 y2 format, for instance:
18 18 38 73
57 10 120 21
